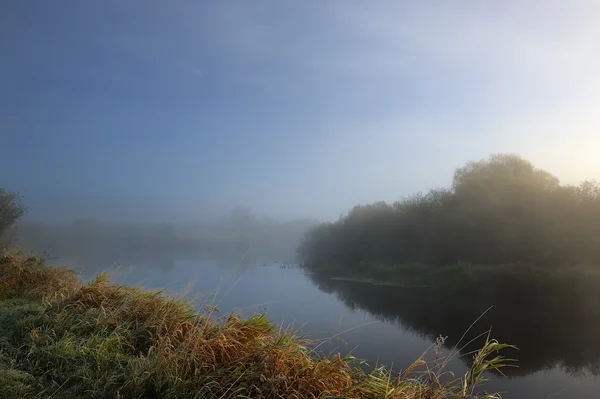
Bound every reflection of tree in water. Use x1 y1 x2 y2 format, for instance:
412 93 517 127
309 271 600 377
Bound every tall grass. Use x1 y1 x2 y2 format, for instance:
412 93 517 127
0 251 81 299
0 250 515 398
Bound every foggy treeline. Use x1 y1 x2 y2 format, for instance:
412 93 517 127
5 205 315 267
299 154 600 270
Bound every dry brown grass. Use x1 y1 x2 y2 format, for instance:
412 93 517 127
35 272 363 397
0 251 81 300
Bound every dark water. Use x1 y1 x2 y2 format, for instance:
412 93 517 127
58 257 600 399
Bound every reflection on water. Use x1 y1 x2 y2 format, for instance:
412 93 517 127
309 273 600 377
44 252 600 399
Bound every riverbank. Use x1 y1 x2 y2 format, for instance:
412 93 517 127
301 260 600 291
0 251 514 398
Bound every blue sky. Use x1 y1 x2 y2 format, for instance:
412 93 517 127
2 1 600 222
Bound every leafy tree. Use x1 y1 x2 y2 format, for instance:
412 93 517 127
0 188 26 247
299 154 600 271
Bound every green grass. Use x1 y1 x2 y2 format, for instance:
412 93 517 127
0 250 514 398
0 297 44 399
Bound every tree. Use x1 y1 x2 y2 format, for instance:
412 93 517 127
298 154 600 270
0 188 26 247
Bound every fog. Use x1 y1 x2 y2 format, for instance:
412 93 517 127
2 1 600 226
14 207 317 273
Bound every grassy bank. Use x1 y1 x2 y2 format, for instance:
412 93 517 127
0 251 513 399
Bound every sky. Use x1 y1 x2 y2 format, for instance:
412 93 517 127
1 1 600 222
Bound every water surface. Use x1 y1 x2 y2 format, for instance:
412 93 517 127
61 257 600 399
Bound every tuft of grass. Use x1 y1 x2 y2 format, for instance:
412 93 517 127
0 365 41 399
0 251 81 300
0 250 515 398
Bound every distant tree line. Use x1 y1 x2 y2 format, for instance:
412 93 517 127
15 207 316 265
298 154 600 270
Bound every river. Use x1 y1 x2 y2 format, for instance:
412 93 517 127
57 255 600 399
